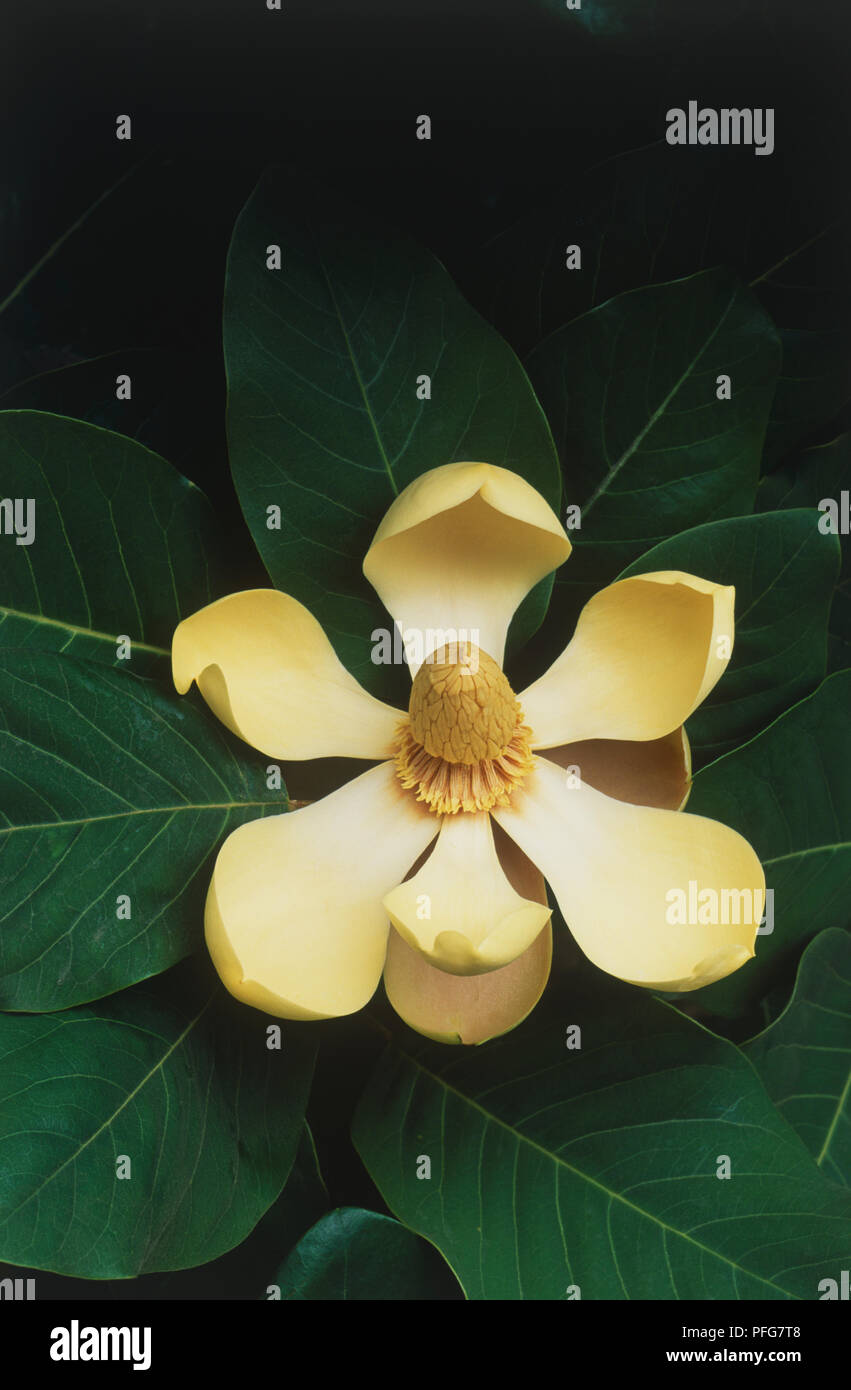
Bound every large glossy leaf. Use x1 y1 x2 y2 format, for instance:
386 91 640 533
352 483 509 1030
0 963 317 1278
0 653 283 1011
746 931 851 1189
273 1207 462 1301
224 174 561 693
352 981 851 1300
0 410 228 675
621 510 839 765
758 434 851 673
688 673 851 1016
525 269 781 642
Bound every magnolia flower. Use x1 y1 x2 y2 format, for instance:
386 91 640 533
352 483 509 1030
172 462 764 1044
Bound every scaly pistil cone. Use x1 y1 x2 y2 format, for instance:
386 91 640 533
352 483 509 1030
395 641 534 814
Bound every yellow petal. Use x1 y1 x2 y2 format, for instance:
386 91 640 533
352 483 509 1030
383 811 552 974
544 727 692 811
206 761 438 1019
363 462 571 674
520 572 734 747
173 589 402 759
383 829 552 1043
493 756 763 992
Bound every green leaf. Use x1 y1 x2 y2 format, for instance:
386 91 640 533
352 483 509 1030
258 1123 330 1272
759 434 851 533
688 673 851 1016
0 1121 329 1299
758 434 851 673
224 174 561 692
762 330 851 470
145 1120 329 1299
0 963 317 1278
0 652 284 1011
621 510 839 765
352 982 851 1300
0 410 228 675
526 269 781 641
745 931 851 1189
273 1207 462 1301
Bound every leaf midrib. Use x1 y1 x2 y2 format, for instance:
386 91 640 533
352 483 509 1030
582 282 737 517
0 159 148 319
816 1064 851 1169
0 604 169 657
318 254 400 498
762 844 851 867
393 1044 802 1299
0 802 276 837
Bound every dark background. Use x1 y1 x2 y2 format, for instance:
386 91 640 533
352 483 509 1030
2 0 849 544
0 0 849 1300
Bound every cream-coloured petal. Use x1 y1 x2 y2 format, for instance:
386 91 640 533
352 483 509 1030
383 811 551 975
363 462 571 675
493 756 763 993
383 827 552 1043
520 572 734 747
544 727 692 811
205 761 438 1020
173 589 403 759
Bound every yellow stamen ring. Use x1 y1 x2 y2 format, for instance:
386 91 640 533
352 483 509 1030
396 642 535 814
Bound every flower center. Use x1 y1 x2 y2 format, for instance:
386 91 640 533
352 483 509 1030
395 641 534 815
